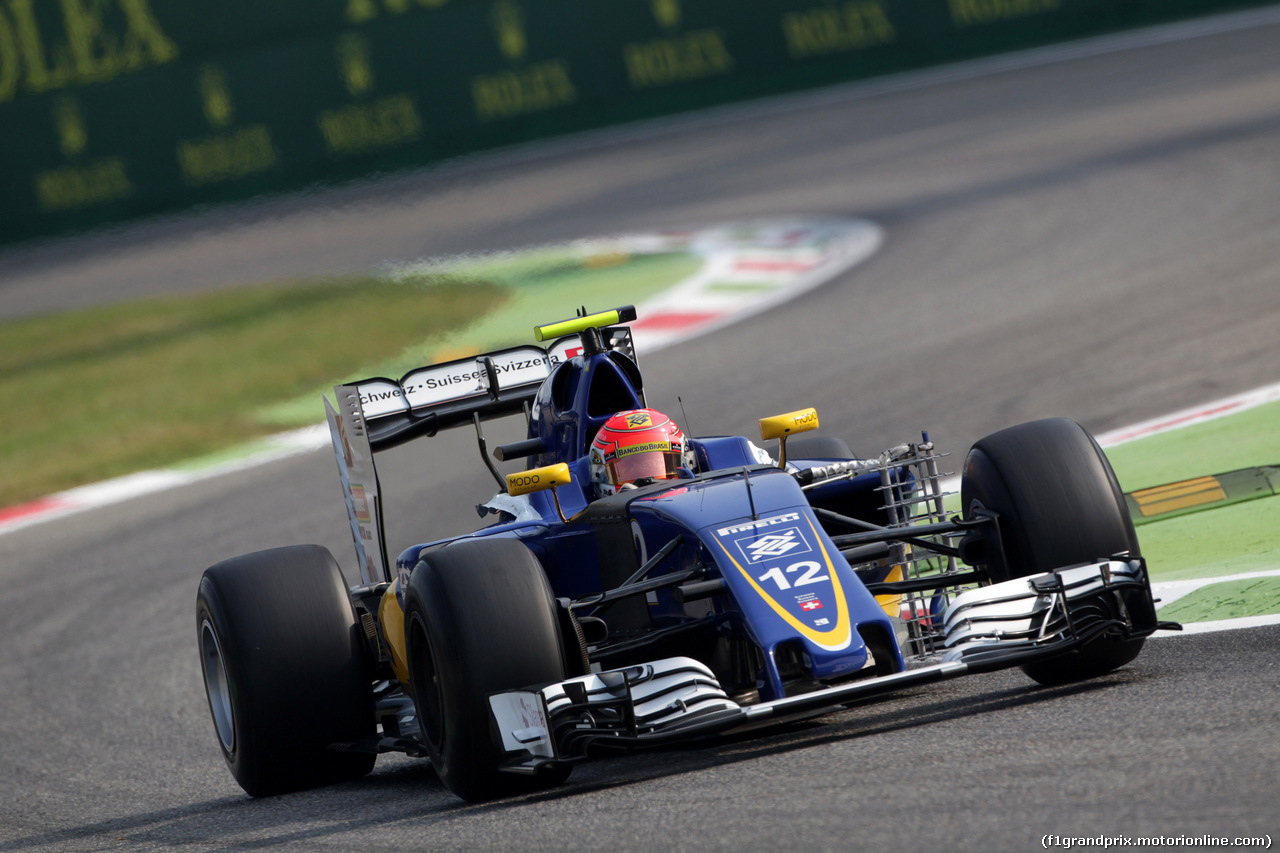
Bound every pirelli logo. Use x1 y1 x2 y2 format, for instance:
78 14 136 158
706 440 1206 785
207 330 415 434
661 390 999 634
1130 476 1227 517
717 512 801 537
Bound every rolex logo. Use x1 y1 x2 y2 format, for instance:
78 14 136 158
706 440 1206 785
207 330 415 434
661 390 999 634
198 65 233 128
53 96 87 159
337 34 375 97
651 0 681 28
490 0 526 62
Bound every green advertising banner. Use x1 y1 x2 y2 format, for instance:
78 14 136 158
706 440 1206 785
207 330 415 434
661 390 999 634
0 0 1267 246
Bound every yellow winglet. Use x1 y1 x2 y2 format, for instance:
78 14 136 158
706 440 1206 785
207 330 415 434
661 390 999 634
506 463 572 496
759 408 819 441
760 408 819 468
534 306 636 342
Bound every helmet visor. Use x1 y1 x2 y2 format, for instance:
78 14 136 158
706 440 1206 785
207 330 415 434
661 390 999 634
607 450 681 486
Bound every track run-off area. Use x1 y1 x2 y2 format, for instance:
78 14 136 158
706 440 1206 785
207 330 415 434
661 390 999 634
1 8 1278 852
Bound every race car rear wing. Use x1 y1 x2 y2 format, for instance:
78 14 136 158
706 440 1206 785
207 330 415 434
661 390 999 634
350 339 575 451
324 326 634 585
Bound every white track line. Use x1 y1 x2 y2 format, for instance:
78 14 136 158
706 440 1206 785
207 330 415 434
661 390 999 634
935 379 1280 495
1154 614 1280 636
1149 570 1280 637
0 426 329 535
1151 568 1280 608
1095 380 1280 447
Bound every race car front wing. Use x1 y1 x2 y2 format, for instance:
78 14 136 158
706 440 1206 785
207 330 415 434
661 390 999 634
489 558 1171 774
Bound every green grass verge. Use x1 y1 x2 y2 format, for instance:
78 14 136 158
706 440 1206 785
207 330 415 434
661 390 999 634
1133 496 1280 583
1098 411 1280 621
0 277 507 507
1 247 701 510
1156 576 1280 623
1104 400 1280 585
1104 400 1280 491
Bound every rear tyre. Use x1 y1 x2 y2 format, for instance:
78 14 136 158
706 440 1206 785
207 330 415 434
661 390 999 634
197 545 375 796
961 418 1146 685
404 538 571 802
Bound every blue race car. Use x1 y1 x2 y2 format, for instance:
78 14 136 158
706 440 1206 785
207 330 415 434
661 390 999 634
196 306 1171 800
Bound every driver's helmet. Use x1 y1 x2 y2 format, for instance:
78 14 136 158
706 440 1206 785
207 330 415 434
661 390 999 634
589 409 692 498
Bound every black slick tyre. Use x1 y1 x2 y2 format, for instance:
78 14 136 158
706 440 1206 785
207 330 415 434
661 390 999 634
196 544 375 796
403 538 571 802
961 418 1146 685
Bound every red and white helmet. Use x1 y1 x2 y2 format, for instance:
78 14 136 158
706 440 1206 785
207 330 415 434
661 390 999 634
589 409 692 497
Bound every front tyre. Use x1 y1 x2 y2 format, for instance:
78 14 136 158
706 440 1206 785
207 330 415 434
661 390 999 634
962 418 1148 685
404 538 570 802
197 545 375 796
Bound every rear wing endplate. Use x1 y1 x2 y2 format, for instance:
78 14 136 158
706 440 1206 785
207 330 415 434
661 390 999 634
325 390 389 586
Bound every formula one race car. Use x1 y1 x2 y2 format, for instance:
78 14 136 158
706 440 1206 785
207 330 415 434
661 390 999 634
196 306 1172 800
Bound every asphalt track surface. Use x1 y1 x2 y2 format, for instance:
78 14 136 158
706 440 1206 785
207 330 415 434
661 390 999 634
3 13 1280 852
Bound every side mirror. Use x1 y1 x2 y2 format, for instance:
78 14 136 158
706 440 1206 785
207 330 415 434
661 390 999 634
759 408 819 468
506 463 572 521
